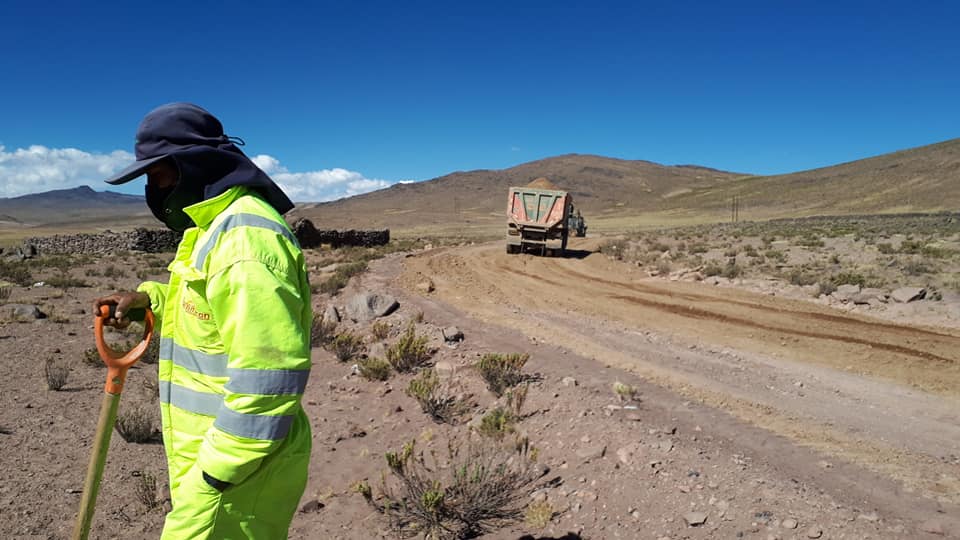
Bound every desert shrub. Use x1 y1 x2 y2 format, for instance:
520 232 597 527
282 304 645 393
478 407 516 440
0 260 33 286
46 274 90 288
0 285 10 303
876 243 895 254
764 250 786 263
358 357 392 381
789 269 818 287
689 243 708 254
82 347 103 367
525 500 555 529
655 259 672 275
44 358 69 390
330 332 364 362
386 324 431 372
317 261 369 296
796 235 824 248
505 383 529 418
316 273 349 295
115 405 157 443
477 353 528 397
612 381 637 402
817 281 837 296
743 244 759 257
311 313 338 347
376 437 544 538
649 241 670 253
899 239 924 254
903 260 934 275
135 472 159 509
414 310 425 323
102 265 128 279
703 263 723 277
723 247 739 258
371 320 391 341
599 238 629 260
406 369 466 424
830 272 867 287
122 333 161 365
721 261 743 279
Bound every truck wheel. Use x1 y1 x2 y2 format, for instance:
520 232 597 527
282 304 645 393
560 232 569 255
506 244 519 254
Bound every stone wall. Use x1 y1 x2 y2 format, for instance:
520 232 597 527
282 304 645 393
291 219 389 248
20 220 389 256
22 229 181 255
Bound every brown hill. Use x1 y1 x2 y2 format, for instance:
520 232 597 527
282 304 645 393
664 138 960 219
290 154 744 232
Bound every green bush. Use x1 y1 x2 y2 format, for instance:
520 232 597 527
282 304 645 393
375 438 544 538
370 320 391 341
386 324 431 372
406 369 465 424
329 332 364 362
478 407 516 439
358 357 392 381
477 353 528 397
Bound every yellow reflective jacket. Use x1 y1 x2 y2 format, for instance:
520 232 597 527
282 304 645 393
138 186 312 539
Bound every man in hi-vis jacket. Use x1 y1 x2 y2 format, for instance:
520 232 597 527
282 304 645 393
95 102 312 539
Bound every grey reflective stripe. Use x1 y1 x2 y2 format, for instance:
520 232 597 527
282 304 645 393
161 337 229 377
215 407 293 440
225 368 310 395
195 212 299 270
159 381 223 416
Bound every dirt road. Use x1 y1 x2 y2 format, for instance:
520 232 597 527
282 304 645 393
400 239 960 512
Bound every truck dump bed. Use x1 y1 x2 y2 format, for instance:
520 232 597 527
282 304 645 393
506 177 573 255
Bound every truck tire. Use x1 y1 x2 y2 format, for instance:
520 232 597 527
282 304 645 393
506 244 519 254
560 231 569 256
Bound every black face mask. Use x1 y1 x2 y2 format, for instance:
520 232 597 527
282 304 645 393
146 184 200 233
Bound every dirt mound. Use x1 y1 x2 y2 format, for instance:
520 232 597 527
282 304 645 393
526 176 561 190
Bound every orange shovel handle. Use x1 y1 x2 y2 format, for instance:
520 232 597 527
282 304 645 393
94 304 155 395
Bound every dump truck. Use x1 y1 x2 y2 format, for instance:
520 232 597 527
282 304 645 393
506 177 577 255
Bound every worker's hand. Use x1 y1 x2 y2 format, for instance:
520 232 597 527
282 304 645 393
93 291 151 329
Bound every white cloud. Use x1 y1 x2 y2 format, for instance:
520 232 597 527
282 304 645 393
250 154 396 202
0 145 134 197
0 145 402 202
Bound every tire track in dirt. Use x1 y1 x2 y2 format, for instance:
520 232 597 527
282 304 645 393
496 261 958 364
557 264 960 339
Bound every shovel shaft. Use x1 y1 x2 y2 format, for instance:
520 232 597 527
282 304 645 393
72 392 121 540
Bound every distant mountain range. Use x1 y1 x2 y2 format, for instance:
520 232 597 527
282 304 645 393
4 138 960 232
292 138 960 231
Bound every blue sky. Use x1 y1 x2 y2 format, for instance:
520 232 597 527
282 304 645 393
1 0 958 200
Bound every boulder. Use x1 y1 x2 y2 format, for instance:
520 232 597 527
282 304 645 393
833 284 861 302
891 287 926 303
442 326 464 343
323 304 341 323
345 292 399 322
852 288 888 305
2 304 46 320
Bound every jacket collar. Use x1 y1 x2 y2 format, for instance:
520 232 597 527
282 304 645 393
183 186 249 228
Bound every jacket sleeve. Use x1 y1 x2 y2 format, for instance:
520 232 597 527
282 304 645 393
136 280 169 325
195 259 311 485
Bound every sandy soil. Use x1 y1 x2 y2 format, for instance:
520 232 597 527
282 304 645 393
1 239 958 539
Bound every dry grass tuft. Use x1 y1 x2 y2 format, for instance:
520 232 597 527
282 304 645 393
44 358 69 391
115 405 157 443
477 353 529 397
386 324 431 373
375 437 546 538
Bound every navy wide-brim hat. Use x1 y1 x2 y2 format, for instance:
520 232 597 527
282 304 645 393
105 103 231 185
105 102 294 214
